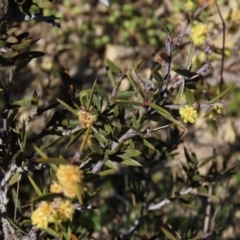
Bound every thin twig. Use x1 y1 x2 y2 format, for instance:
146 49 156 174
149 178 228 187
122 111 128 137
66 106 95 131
214 0 225 93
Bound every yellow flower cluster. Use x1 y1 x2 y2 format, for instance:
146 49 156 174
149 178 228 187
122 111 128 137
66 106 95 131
209 103 223 120
31 165 84 230
232 10 240 22
78 109 97 127
191 23 208 45
51 165 84 199
31 201 55 229
184 0 196 11
179 105 198 123
31 200 74 229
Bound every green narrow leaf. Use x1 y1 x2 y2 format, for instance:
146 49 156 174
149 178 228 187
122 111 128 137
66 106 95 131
8 172 21 186
97 169 118 176
198 192 220 203
150 103 185 129
143 139 155 150
105 58 120 74
116 91 135 99
27 175 42 196
185 88 195 105
29 193 61 203
66 128 85 148
15 59 32 73
5 50 19 58
134 60 144 70
6 27 18 35
119 156 142 166
80 125 91 152
11 97 31 107
7 217 27 235
151 70 163 84
209 84 234 103
41 136 63 150
35 158 69 165
7 36 18 43
114 99 142 106
95 83 109 102
197 155 215 168
56 98 78 115
176 78 185 103
126 72 138 92
105 160 119 170
17 51 45 60
161 227 178 240
45 227 60 238
91 144 104 155
105 59 117 87
174 68 192 77
87 79 97 109
33 145 48 158
122 149 141 157
13 39 32 50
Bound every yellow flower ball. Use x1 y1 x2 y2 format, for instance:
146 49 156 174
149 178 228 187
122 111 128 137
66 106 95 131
56 165 83 188
50 181 63 194
78 110 97 127
53 199 74 222
31 201 56 229
191 23 208 45
179 105 198 123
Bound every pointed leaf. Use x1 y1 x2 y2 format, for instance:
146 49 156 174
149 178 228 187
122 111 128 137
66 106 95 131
7 36 18 43
174 68 193 77
161 227 178 240
29 193 61 203
119 156 142 166
116 91 135 99
185 88 195 105
143 139 155 150
8 172 21 186
17 51 45 60
87 79 97 109
105 160 119 170
105 59 117 86
28 175 42 196
5 51 19 58
151 70 163 84
97 169 118 176
45 227 59 237
150 103 185 129
7 217 27 235
56 98 78 115
209 84 234 103
15 59 32 73
176 77 185 103
122 149 141 157
7 27 18 35
13 39 32 50
105 58 120 75
35 158 69 165
41 136 63 150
